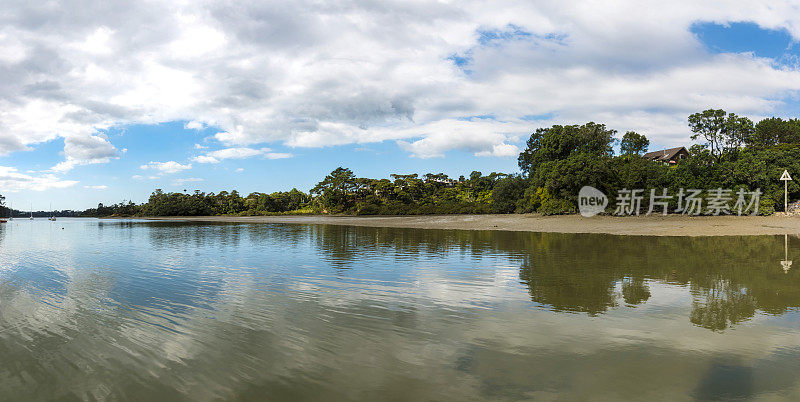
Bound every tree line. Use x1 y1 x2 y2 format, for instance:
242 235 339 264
5 108 797 218
80 189 311 217
515 110 800 215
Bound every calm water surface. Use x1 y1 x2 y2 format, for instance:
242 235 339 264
1 218 800 400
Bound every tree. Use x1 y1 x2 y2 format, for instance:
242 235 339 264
688 109 727 160
491 175 526 213
311 167 359 213
688 109 754 161
619 131 649 155
518 122 616 177
722 113 754 154
748 117 800 147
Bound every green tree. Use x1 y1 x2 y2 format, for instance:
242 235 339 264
518 122 615 177
749 117 800 147
688 109 727 160
688 109 754 161
518 123 616 213
311 167 359 213
619 131 649 155
491 175 526 213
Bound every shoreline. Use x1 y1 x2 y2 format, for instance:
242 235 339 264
141 214 800 236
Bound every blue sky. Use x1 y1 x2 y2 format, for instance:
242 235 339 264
2 1 800 210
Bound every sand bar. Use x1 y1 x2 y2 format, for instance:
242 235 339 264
141 214 800 236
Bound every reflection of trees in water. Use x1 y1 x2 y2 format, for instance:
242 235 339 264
515 233 800 330
690 284 755 332
146 222 245 249
308 225 527 268
302 227 800 330
246 223 308 246
621 277 651 306
140 222 800 331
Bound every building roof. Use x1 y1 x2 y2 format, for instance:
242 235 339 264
642 147 688 161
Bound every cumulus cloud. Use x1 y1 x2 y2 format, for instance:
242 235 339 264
396 118 523 158
140 161 192 174
3 0 800 162
192 147 292 164
0 166 78 191
51 135 119 172
83 185 108 189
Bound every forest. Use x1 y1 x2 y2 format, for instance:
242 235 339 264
3 108 799 217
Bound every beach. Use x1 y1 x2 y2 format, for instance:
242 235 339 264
143 214 800 236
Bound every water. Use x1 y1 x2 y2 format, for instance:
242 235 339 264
1 219 800 400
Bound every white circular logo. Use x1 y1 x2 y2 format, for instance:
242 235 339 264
578 186 607 217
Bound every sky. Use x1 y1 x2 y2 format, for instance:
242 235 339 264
2 1 800 210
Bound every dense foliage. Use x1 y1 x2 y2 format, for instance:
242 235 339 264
513 114 800 215
309 167 519 215
81 189 311 217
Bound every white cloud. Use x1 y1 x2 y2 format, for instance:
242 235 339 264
3 0 800 162
192 147 292 163
132 174 158 180
185 121 204 130
265 152 293 159
140 161 192 174
83 185 108 190
0 166 78 191
396 119 523 158
173 177 204 185
51 135 119 172
175 177 204 183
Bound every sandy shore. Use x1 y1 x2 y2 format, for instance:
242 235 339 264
142 214 800 236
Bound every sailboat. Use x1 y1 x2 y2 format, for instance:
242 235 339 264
29 203 33 220
48 202 56 221
8 202 12 221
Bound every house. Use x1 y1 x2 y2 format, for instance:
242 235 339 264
642 147 690 164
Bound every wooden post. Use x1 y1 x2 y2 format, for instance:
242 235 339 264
781 170 793 214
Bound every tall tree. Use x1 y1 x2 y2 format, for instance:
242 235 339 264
518 122 616 177
311 167 359 213
722 113 754 153
688 109 727 160
619 131 649 155
688 109 754 161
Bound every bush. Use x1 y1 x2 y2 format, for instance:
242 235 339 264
538 197 576 215
758 198 776 216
